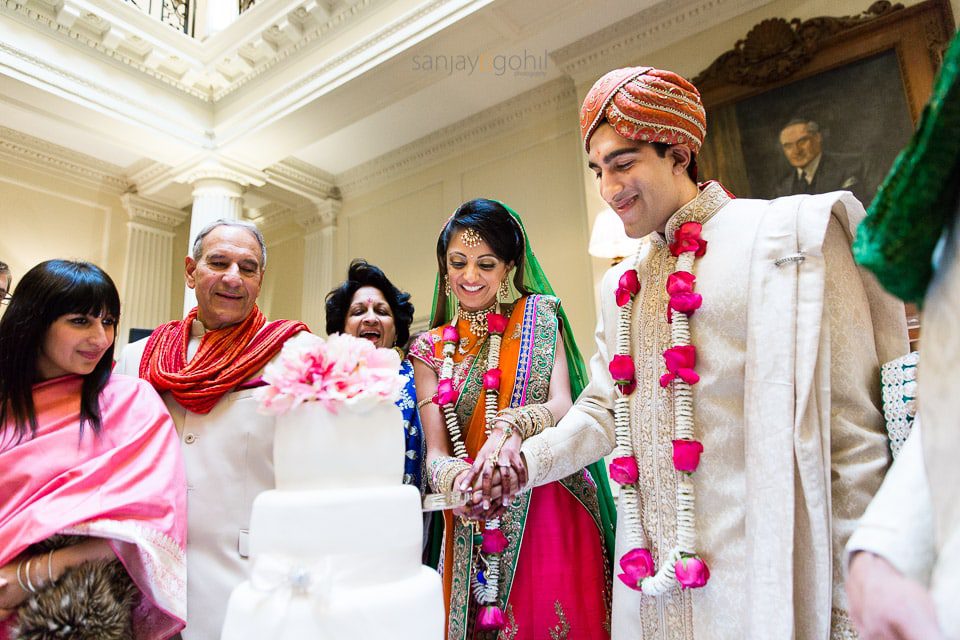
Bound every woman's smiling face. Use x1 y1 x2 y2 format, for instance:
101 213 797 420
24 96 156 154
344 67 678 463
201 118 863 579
446 230 512 312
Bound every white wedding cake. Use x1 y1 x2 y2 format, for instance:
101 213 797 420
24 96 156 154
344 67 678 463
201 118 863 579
220 334 444 640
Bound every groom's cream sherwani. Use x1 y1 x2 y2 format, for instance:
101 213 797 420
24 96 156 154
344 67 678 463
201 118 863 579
521 183 908 639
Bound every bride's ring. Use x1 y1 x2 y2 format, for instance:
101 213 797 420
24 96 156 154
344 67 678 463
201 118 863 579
488 454 500 466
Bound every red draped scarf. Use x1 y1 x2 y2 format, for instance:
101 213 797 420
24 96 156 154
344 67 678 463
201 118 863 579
139 306 307 414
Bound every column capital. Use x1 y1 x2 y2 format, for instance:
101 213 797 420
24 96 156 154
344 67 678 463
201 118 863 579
121 194 189 231
295 199 341 233
174 156 267 190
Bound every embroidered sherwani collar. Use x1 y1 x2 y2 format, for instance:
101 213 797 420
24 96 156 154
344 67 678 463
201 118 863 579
654 181 732 247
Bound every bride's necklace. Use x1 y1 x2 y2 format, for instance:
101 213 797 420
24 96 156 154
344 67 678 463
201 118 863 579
459 304 496 341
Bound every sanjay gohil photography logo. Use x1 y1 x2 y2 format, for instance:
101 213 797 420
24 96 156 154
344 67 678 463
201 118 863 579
412 49 549 77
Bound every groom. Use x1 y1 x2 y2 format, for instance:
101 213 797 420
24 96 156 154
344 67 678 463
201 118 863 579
495 67 907 638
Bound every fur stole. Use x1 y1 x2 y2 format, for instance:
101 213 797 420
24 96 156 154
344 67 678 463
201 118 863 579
12 536 138 640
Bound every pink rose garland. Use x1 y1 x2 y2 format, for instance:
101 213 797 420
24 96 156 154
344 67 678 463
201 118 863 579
611 219 710 595
435 310 511 630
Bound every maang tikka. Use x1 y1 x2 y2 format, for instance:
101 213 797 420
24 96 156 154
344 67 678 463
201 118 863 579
460 228 482 248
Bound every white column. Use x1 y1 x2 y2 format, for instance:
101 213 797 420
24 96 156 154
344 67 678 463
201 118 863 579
119 194 189 350
183 177 245 314
296 199 340 333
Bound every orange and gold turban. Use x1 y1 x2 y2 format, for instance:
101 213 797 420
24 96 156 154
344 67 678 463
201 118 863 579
580 66 706 154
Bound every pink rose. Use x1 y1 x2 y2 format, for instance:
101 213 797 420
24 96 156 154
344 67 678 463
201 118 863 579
615 269 640 307
667 292 703 322
672 439 704 473
435 378 459 405
476 605 506 631
609 355 637 395
482 368 502 391
669 221 707 257
608 456 639 484
481 528 509 554
441 325 459 343
666 271 695 295
674 555 710 589
487 313 508 335
659 345 699 387
608 354 635 384
617 548 655 591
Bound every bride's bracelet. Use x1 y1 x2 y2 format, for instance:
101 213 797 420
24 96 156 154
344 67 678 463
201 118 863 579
495 404 555 439
429 456 472 493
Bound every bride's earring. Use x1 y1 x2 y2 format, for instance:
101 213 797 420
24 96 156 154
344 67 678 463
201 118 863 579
444 274 451 296
498 278 510 303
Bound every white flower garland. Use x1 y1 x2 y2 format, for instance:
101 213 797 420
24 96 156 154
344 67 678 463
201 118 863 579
437 308 507 617
612 224 708 595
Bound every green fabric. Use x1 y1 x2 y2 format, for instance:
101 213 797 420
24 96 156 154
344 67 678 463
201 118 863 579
429 202 618 565
853 31 960 305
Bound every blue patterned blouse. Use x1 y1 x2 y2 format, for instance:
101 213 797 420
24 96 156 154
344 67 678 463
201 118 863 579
397 359 424 490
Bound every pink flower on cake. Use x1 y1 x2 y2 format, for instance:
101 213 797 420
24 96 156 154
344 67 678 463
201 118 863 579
669 221 707 257
482 369 502 391
256 333 403 415
608 456 639 484
487 313 508 335
476 605 506 631
674 555 710 589
442 325 459 344
435 378 458 405
617 548 655 591
481 529 509 554
659 345 699 387
672 439 704 473
615 269 641 307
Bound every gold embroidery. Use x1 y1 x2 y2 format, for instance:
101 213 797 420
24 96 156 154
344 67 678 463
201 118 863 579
627 182 730 639
500 604 518 640
549 600 571 640
831 607 859 640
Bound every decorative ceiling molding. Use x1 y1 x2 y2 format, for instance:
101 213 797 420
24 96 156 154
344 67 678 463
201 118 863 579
247 201 295 234
0 125 129 193
295 199 341 232
551 0 774 87
336 76 577 197
0 0 381 101
265 158 339 202
121 193 189 229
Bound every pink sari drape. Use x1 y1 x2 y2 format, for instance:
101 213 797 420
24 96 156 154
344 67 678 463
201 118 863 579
0 374 187 640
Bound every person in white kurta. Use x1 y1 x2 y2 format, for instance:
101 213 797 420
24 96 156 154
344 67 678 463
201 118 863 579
479 67 909 639
844 31 960 638
116 221 308 640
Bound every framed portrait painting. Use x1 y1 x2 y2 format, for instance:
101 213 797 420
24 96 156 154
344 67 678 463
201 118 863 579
694 0 955 204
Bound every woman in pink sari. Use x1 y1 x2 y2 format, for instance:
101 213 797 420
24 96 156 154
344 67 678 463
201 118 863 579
0 260 187 640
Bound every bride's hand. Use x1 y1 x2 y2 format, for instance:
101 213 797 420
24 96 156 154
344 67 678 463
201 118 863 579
460 424 527 509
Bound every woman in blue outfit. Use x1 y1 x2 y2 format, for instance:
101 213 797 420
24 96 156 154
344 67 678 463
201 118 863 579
325 259 423 489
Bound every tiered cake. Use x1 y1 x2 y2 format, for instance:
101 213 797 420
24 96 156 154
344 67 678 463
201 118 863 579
220 335 444 640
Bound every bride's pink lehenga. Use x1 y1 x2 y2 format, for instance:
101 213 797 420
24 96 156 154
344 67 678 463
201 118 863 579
411 295 612 640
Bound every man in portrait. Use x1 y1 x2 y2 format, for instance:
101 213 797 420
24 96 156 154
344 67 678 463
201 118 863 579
774 118 870 203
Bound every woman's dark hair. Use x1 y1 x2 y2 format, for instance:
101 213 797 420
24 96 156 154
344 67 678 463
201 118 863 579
431 198 529 327
325 259 415 347
0 260 121 445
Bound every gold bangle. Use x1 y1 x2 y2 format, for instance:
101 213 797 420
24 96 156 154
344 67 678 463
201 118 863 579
417 397 433 410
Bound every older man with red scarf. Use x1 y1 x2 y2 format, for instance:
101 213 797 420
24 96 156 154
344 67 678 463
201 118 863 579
505 67 910 639
116 220 307 639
